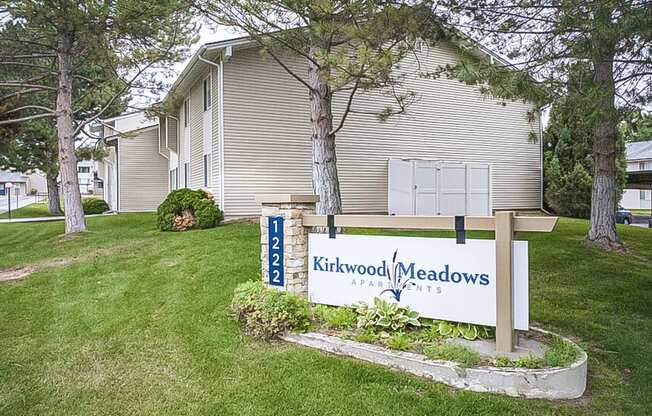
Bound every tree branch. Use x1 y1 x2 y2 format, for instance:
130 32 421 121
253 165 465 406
331 78 360 135
259 44 315 91
0 82 56 91
0 113 56 126
0 88 49 103
3 105 55 115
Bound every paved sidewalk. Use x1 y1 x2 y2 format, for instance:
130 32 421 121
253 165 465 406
0 212 117 224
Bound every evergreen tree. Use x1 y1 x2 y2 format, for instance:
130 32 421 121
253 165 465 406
439 0 651 250
543 64 626 218
0 1 195 233
193 0 444 214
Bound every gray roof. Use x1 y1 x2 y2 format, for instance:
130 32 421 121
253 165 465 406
0 170 29 183
626 140 652 161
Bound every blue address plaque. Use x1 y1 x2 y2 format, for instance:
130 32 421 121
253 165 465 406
268 216 284 286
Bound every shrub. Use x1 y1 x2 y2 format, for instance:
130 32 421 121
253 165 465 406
544 337 580 367
313 305 357 329
353 297 420 332
231 281 310 340
386 332 413 351
423 344 481 368
157 188 223 231
82 198 109 214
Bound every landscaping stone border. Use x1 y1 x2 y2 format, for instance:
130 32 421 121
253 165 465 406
282 328 587 400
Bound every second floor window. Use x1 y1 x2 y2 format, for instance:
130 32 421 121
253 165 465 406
78 166 90 173
203 76 212 112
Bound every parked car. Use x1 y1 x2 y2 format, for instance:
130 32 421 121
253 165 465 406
616 206 633 225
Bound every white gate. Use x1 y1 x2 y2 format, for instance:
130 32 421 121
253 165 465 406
388 159 491 216
414 160 438 215
388 159 415 215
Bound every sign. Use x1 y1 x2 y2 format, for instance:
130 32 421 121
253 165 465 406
308 233 528 330
268 216 284 287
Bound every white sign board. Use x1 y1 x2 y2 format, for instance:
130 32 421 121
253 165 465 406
308 234 528 330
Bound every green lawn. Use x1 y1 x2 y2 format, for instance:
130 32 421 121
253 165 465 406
0 214 650 415
631 209 651 216
0 202 58 219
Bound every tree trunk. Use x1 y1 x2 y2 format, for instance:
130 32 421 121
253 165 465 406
46 173 63 215
56 31 86 233
308 47 342 215
587 48 621 250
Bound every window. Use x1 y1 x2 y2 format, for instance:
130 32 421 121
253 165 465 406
184 162 189 188
170 168 178 190
78 166 90 173
203 154 212 187
183 99 189 127
203 76 212 112
415 38 424 52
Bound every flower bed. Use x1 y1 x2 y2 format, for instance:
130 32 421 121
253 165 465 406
230 282 587 398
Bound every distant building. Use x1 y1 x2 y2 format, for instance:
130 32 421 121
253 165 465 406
0 170 47 196
620 141 652 210
77 159 96 194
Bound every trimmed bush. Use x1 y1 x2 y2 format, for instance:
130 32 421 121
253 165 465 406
231 281 311 340
157 188 223 231
82 198 109 214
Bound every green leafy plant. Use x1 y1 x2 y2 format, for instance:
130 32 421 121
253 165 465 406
544 337 580 367
495 356 513 367
386 332 413 351
231 281 310 340
354 328 380 344
423 344 481 368
430 320 492 341
157 188 223 231
353 297 420 332
413 324 444 343
312 305 357 329
82 198 109 214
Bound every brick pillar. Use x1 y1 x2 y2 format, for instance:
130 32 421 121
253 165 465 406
256 194 318 297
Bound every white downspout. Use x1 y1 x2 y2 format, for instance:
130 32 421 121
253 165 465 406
218 59 226 212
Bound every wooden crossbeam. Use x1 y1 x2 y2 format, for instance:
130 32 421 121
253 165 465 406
302 214 557 233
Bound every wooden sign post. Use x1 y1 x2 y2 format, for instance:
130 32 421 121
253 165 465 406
495 211 515 353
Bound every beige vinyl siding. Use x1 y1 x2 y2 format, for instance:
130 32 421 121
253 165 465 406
189 69 208 189
223 50 313 215
184 66 221 200
222 43 541 216
118 127 168 212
